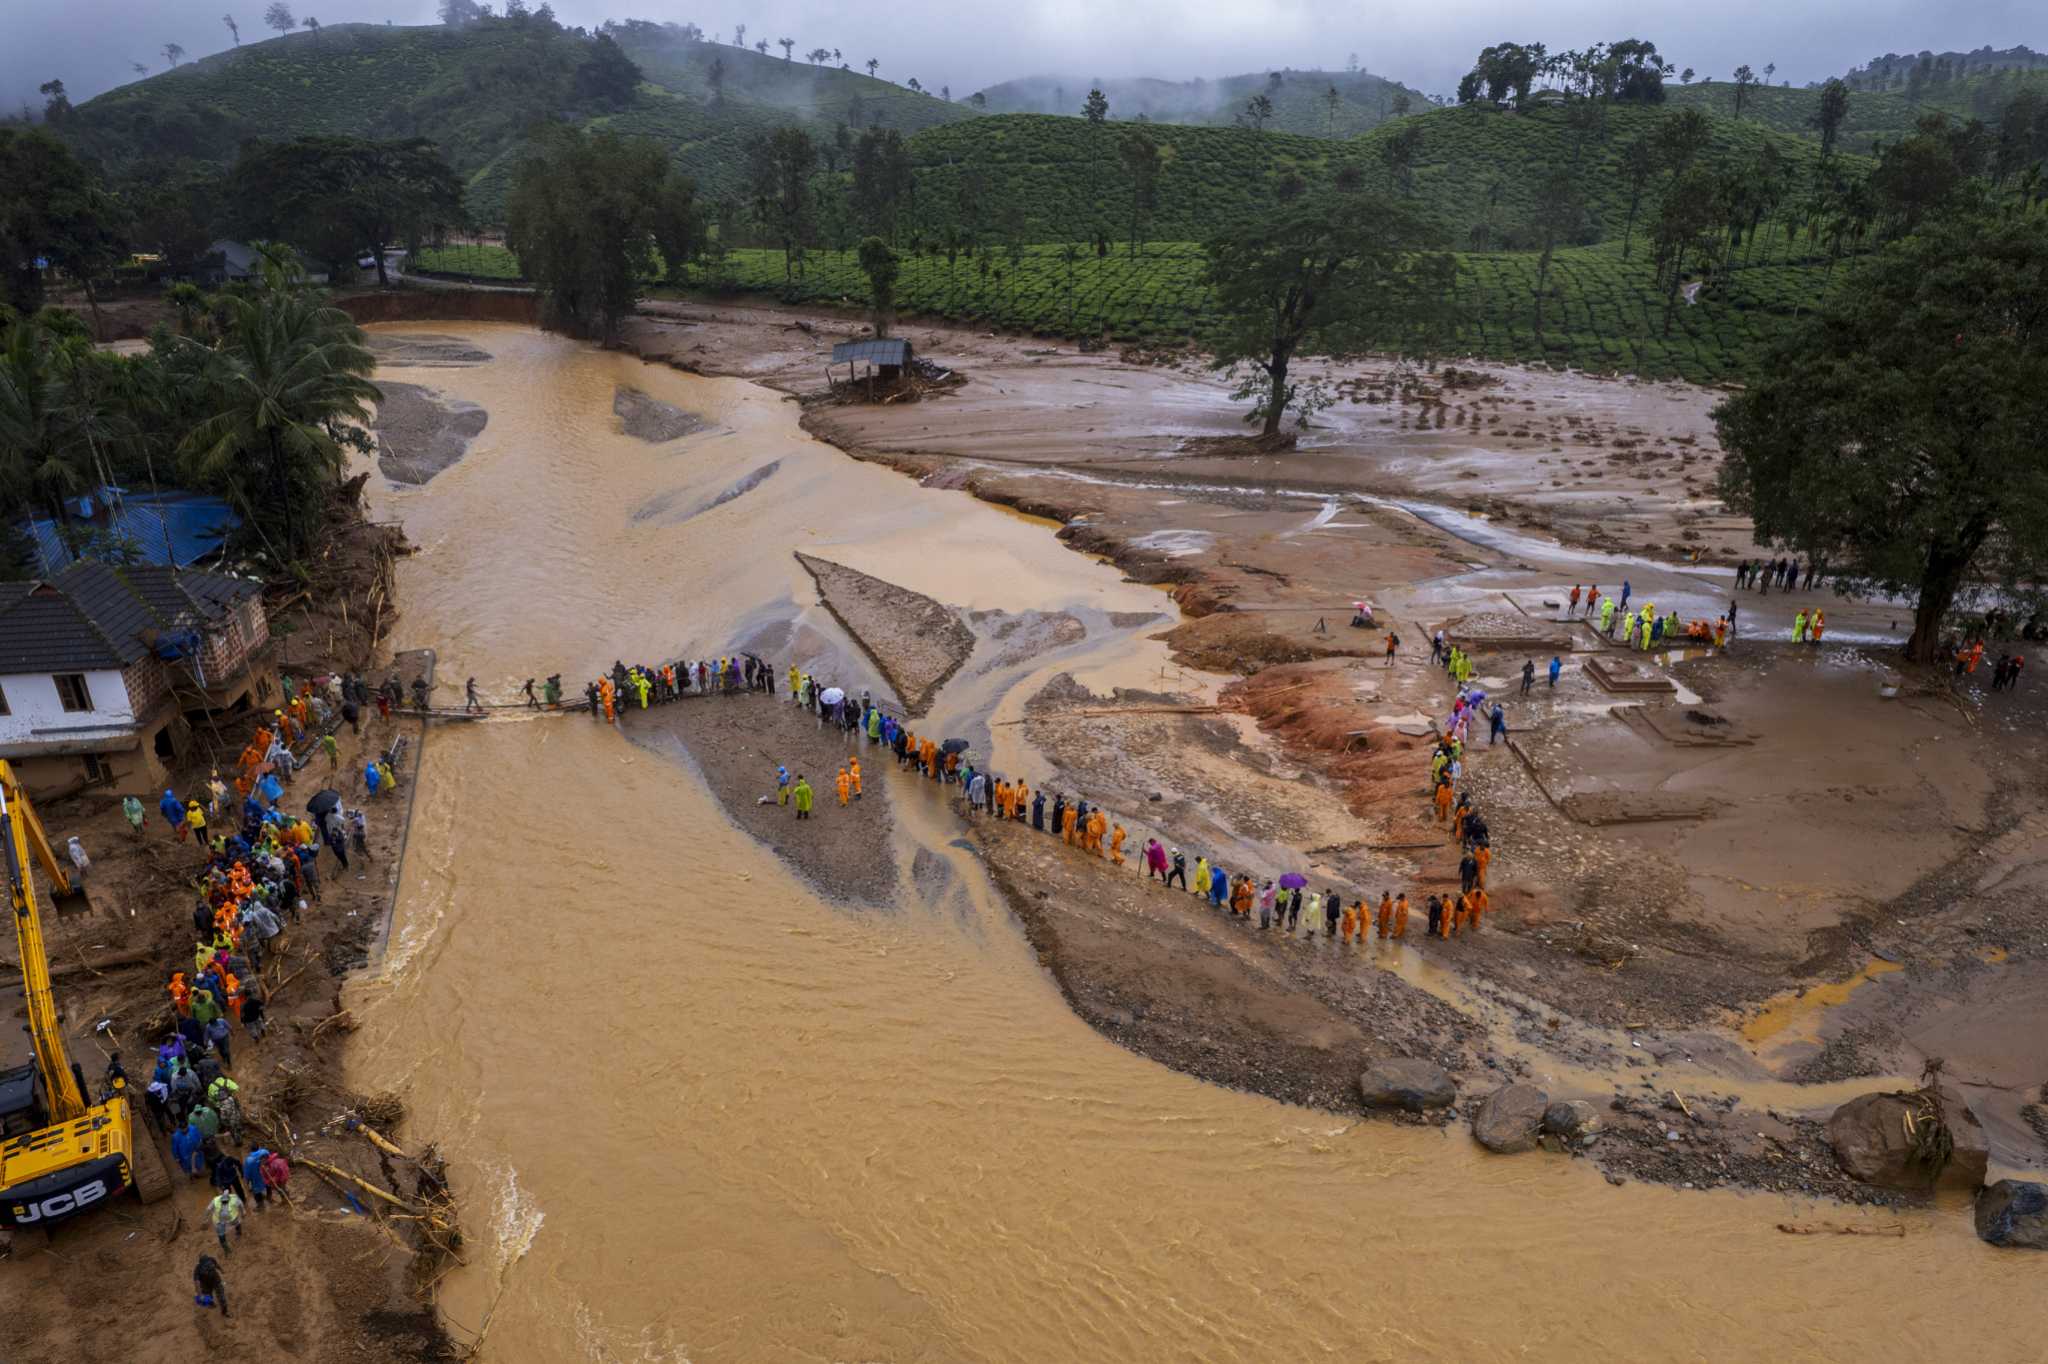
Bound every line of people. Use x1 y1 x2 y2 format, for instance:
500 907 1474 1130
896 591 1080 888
1736 556 1826 594
587 653 773 723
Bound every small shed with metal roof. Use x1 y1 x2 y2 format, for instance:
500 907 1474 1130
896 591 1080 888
830 337 912 386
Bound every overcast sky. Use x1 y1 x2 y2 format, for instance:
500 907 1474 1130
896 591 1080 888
4 0 2039 114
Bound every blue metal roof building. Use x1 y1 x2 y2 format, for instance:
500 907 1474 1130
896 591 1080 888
22 486 241 573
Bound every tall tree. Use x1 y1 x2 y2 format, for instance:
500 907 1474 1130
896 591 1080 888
745 126 817 281
1241 93 1273 133
163 42 187 66
1528 168 1582 341
0 128 127 322
1651 166 1723 333
223 13 240 43
866 58 878 78
506 126 692 344
778 37 794 61
1083 88 1109 123
227 136 466 287
1616 133 1660 259
1202 190 1454 437
1811 78 1851 160
1119 128 1163 257
263 2 294 35
856 236 898 337
1714 212 2048 661
1731 64 1757 118
1378 122 1424 195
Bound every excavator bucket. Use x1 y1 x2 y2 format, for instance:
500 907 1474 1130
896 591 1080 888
48 884 91 918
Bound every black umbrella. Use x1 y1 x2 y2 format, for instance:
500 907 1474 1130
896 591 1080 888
306 789 342 817
941 738 970 755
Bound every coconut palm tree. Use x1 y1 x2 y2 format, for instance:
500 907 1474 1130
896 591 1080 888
0 320 93 532
178 273 378 566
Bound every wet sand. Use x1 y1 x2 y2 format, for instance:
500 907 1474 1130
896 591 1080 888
373 380 488 484
624 691 899 906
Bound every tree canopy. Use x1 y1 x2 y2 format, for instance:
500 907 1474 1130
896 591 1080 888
505 125 701 344
226 136 466 286
1714 211 2048 661
0 128 128 317
1202 188 1455 437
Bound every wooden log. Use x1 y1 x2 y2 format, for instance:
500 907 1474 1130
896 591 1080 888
346 1116 409 1161
297 1158 421 1215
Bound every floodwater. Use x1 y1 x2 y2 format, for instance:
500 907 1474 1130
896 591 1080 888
344 324 2032 1364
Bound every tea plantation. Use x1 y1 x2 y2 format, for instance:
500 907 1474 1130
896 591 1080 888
416 235 1835 385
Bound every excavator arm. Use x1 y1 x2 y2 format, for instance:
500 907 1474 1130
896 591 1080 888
0 761 86 1122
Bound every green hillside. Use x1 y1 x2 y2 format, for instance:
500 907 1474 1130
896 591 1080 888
1350 103 1857 248
977 68 1431 138
612 28 975 135
61 19 633 179
1669 71 2048 153
905 115 1339 242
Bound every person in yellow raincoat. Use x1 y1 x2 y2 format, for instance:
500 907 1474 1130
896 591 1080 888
1192 857 1211 897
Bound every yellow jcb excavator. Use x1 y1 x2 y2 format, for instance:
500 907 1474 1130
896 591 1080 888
1 759 169 1229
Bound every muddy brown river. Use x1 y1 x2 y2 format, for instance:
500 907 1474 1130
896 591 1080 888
344 325 2030 1363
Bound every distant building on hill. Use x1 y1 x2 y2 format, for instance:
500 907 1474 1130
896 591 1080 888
0 562 276 799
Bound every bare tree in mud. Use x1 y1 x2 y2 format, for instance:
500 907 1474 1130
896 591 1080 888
1714 211 2048 663
1201 188 1455 439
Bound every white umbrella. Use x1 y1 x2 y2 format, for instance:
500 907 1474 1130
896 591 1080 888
820 687 845 706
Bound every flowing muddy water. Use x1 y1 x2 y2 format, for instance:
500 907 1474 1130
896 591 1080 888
345 325 2028 1364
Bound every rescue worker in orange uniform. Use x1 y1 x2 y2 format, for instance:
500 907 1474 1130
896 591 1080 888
1087 808 1108 855
1392 892 1409 938
848 757 863 800
168 972 192 1017
835 767 852 807
1468 887 1490 932
1012 780 1029 821
1474 842 1492 889
1376 892 1394 939
1340 899 1358 943
1433 777 1455 827
1062 803 1080 845
1110 824 1127 866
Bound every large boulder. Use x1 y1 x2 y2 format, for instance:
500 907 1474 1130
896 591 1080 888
1473 1083 1550 1153
1975 1181 2048 1250
1825 1090 1990 1193
1359 1059 1456 1113
1542 1100 1604 1144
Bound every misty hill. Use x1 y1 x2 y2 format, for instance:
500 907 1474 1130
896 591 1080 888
610 26 975 136
975 67 1431 137
60 19 637 180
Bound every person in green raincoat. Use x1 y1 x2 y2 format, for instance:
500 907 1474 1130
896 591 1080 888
792 776 815 819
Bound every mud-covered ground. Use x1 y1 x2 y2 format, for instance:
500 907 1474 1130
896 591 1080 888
795 552 974 715
623 690 898 907
610 296 2048 1208
2 703 454 1364
970 814 1482 1117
